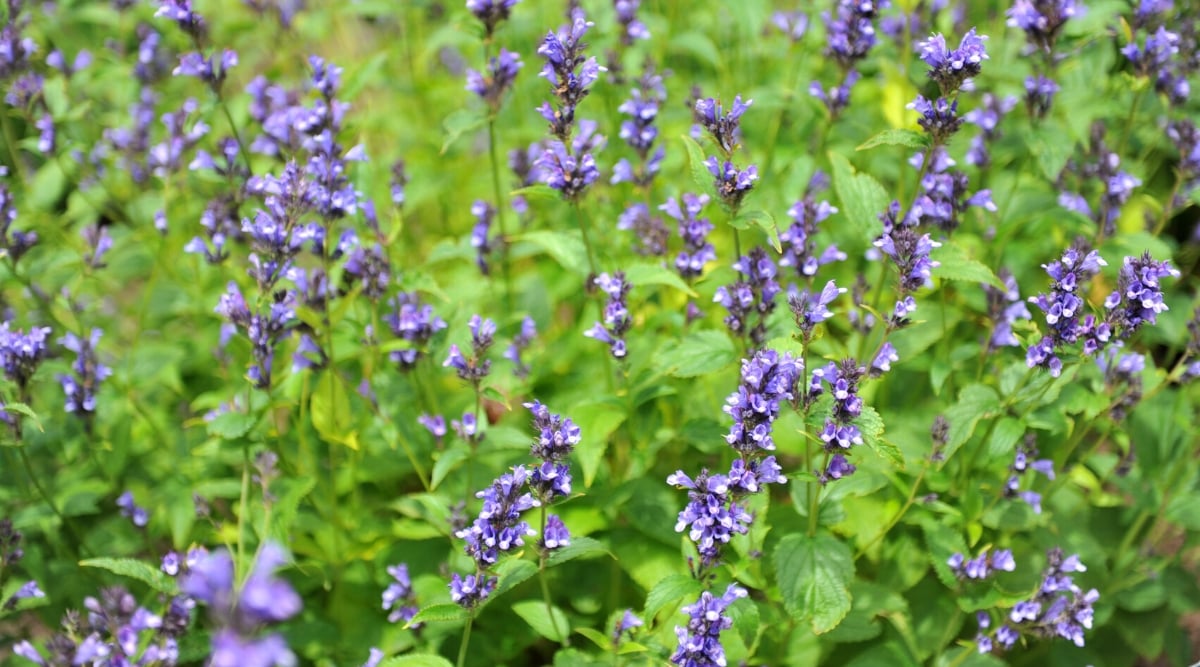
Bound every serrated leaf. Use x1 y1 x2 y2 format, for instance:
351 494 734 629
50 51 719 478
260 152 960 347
379 655 455 667
571 400 626 487
623 262 697 297
729 597 761 649
986 418 1025 458
733 208 782 252
487 558 538 604
515 230 589 276
655 330 737 378
643 573 703 620
547 536 611 567
407 603 467 626
680 135 714 195
206 411 257 440
829 152 888 242
80 558 178 595
267 476 316 544
934 242 1005 289
311 373 357 450
775 533 854 634
512 600 571 642
941 384 1002 463
857 406 901 466
856 129 930 151
440 108 486 154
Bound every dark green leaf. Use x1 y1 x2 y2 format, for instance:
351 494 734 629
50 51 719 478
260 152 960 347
934 242 1006 289
775 533 855 634
80 558 178 595
643 573 703 621
655 330 737 378
512 600 570 642
941 384 1001 463
680 135 714 195
406 603 466 626
547 536 611 567
829 152 888 242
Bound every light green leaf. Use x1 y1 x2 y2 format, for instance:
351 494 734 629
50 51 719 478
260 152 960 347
857 406 901 467
775 533 855 634
934 242 1005 289
856 129 930 151
267 476 316 544
487 558 538 604
547 536 611 567
311 373 357 450
733 208 782 253
643 573 703 621
512 600 571 642
941 384 1001 463
575 627 612 650
406 603 466 626
829 152 888 242
440 108 486 154
509 184 560 201
680 135 714 195
623 262 697 297
206 411 257 441
654 330 737 378
571 400 626 487
431 444 471 490
515 230 589 276
986 418 1025 458
2 402 42 433
379 655 455 667
80 558 178 595
669 32 722 70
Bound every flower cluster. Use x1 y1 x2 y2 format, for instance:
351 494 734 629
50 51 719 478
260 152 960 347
525 399 580 502
55 329 111 426
612 609 643 647
0 322 52 396
810 0 887 116
1102 252 1179 339
1023 75 1059 119
919 28 989 95
536 119 605 200
788 280 846 341
965 93 1017 168
1025 246 1106 376
503 316 537 379
874 222 941 325
1167 120 1200 208
384 292 446 370
182 544 302 665
724 349 803 455
0 172 38 265
215 282 295 389
451 466 539 607
812 359 868 482
661 193 715 280
382 563 419 625
669 585 747 667
584 272 632 359
1057 124 1141 238
470 200 496 275
616 203 669 256
907 147 996 231
468 0 519 38
715 248 781 347
1007 0 1082 54
0 518 44 612
770 10 809 43
466 48 522 111
666 469 755 572
706 156 758 210
910 94 964 145
1122 25 1190 105
445 314 496 385
948 547 1017 580
982 270 1032 349
536 10 603 143
117 490 149 528
1004 434 1055 513
614 0 649 46
976 549 1099 652
612 67 666 188
1098 347 1144 422
695 95 757 209
779 172 845 283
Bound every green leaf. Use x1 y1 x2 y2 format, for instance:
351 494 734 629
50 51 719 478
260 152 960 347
310 373 357 450
206 411 257 440
2 402 42 433
934 242 1005 289
655 330 737 378
986 418 1025 458
729 597 761 649
29 160 66 212
80 558 178 595
431 443 471 490
487 558 538 604
623 262 698 297
547 536 611 567
829 152 888 242
440 108 486 154
575 627 612 650
571 400 626 487
512 600 570 642
857 406 901 466
643 573 703 621
775 533 855 634
733 208 782 253
940 384 1001 463
680 135 714 195
515 230 589 276
379 655 455 667
406 603 466 626
856 129 930 151
267 476 316 544
509 184 560 201
669 32 722 70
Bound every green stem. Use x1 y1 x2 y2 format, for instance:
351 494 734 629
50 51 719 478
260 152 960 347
808 452 829 536
487 119 514 311
456 613 475 667
17 446 86 555
238 442 251 570
572 201 598 276
0 111 28 183
538 507 568 647
854 460 929 561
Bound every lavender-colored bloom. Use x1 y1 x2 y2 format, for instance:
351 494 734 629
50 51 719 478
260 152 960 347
0 177 37 264
384 292 447 370
525 399 581 463
694 96 752 156
1025 246 1107 372
0 323 52 392
456 466 539 567
724 349 802 455
910 94 964 144
948 547 1016 580
907 147 995 231
418 413 447 439
780 172 844 281
542 514 570 550
788 280 845 340
117 490 149 528
980 548 1099 651
668 468 753 569
1007 0 1082 53
469 200 495 275
983 269 1032 349
870 342 899 376
57 328 111 420
537 10 604 142
467 0 519 37
584 272 632 358
823 0 887 69
81 224 114 269
156 0 206 38
148 98 210 178
662 193 715 279
445 314 495 384
814 360 867 467
616 203 669 256
613 609 643 644
964 93 1017 167
466 48 522 110
670 584 747 667
1005 434 1055 511
448 572 496 609
706 156 758 210
919 28 989 95
1102 252 1179 337
1024 74 1059 118
809 69 860 117
342 243 391 300
174 49 238 90
771 11 809 42
502 316 537 379
215 282 295 389
875 225 941 324
614 0 649 45
1098 346 1144 421
536 120 605 200
715 248 780 346
821 453 857 483
612 67 665 188
391 160 408 207
382 563 419 625
362 647 384 667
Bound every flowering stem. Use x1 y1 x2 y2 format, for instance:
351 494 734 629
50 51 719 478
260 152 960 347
854 459 929 561
572 201 598 276
1153 171 1182 236
487 118 514 310
456 613 475 667
538 505 568 647
808 451 829 536
1116 86 1146 159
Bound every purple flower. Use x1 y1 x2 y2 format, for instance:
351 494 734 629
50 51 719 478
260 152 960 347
1007 0 1082 53
1026 246 1107 369
1005 435 1055 511
662 193 715 280
382 563 419 625
715 248 780 346
536 120 604 200
613 609 643 644
614 0 649 45
706 156 758 210
466 48 522 110
584 272 632 359
875 225 941 323
906 147 995 231
814 360 868 473
215 282 295 389
1024 74 1059 118
910 94 964 143
504 316 537 378
448 572 496 609
117 491 149 528
156 0 206 38
455 466 539 567
779 172 845 281
1103 252 1179 336
0 323 52 392
823 0 887 69
467 0 519 37
919 28 989 95
469 200 495 275
670 585 747 667
724 349 803 455
542 514 570 550
444 315 495 384
788 280 845 340
537 9 604 142
616 203 669 256
174 50 238 90
771 11 809 42
948 547 1016 580
384 292 447 370
525 399 581 463
694 95 752 155
612 67 665 187
810 69 860 117
984 270 1032 349
870 342 899 376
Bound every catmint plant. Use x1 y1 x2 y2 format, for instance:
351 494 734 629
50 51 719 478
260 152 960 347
715 247 781 348
584 272 631 359
810 0 888 117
